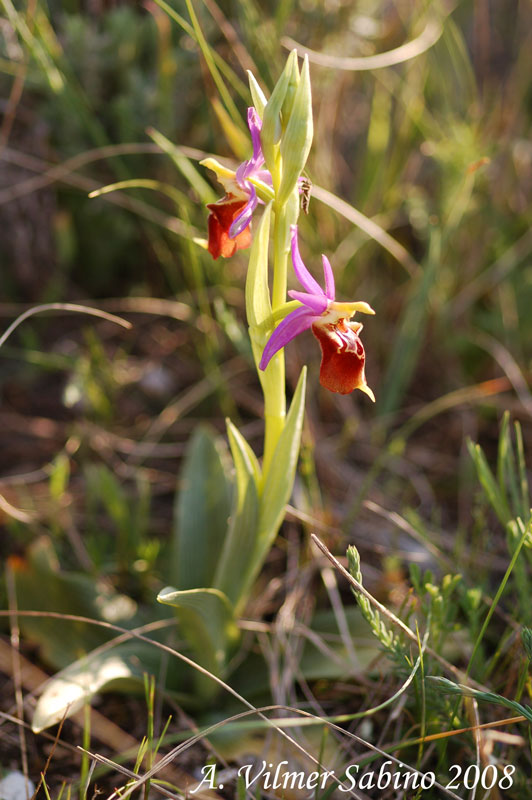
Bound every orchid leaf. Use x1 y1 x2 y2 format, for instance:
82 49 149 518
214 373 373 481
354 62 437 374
157 587 239 697
236 368 306 601
226 418 261 492
172 427 232 590
258 367 306 550
32 641 162 733
213 421 260 610
9 538 138 669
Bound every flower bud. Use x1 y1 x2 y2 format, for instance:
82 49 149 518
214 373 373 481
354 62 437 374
280 52 301 122
277 55 313 207
261 50 299 183
247 71 267 118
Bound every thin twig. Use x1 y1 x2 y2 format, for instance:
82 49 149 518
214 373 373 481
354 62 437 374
312 184 420 277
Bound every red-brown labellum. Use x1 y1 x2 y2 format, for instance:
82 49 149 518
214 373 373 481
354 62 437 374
311 318 369 395
206 194 252 259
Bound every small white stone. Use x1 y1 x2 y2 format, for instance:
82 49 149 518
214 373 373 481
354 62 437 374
0 771 35 800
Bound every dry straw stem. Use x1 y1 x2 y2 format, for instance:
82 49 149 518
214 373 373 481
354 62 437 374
0 147 199 239
5 567 30 797
310 534 487 692
283 16 443 71
80 701 465 800
312 184 420 277
0 303 131 352
0 143 205 205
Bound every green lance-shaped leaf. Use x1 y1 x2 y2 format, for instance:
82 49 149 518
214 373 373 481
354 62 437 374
213 421 261 611
157 587 239 697
32 641 163 732
171 427 232 590
277 55 313 207
248 71 268 118
10 538 129 669
280 50 301 122
227 418 262 495
467 438 512 527
236 368 307 602
261 50 299 183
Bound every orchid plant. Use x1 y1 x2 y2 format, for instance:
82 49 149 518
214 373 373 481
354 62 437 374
155 51 375 663
29 50 376 732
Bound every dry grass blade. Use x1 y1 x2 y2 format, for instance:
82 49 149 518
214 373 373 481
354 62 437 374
30 715 67 800
0 613 481 800
473 331 532 418
312 184 420 277
0 493 36 523
75 749 201 800
283 17 443 71
0 144 207 204
0 303 131 352
102 703 463 800
0 632 215 794
0 148 199 238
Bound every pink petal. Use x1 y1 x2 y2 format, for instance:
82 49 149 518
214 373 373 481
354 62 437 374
288 290 328 313
290 225 326 297
229 185 257 238
321 255 335 300
259 306 315 370
247 107 263 159
236 108 265 186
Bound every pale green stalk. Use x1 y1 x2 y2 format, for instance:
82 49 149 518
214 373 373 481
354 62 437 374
262 204 287 476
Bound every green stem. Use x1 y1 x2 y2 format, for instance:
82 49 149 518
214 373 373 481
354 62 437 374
262 202 288 476
272 201 289 310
